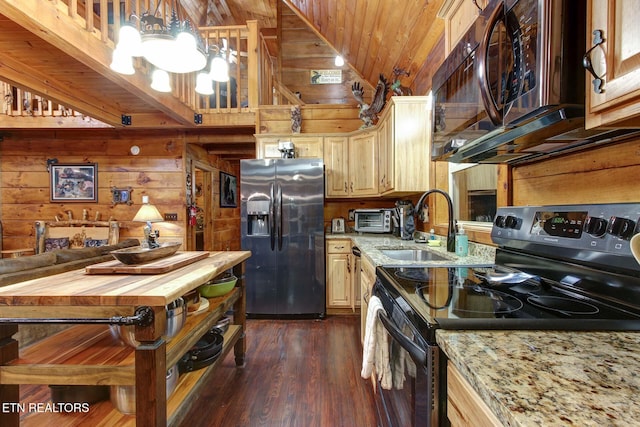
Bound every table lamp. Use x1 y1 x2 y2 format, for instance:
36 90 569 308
133 196 163 248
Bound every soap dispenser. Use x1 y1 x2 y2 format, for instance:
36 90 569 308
455 224 468 257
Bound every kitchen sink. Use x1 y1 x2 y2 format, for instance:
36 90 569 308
379 249 450 262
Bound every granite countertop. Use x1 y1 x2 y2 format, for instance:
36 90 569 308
437 330 640 426
326 232 495 267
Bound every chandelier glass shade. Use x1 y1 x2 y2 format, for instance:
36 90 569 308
194 48 230 95
150 69 172 92
209 54 230 82
140 32 207 74
195 71 214 95
110 46 135 75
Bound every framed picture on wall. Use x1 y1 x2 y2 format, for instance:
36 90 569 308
50 163 97 202
220 172 237 208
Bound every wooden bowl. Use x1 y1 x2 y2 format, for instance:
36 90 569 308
110 242 181 265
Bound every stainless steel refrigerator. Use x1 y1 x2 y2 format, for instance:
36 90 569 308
240 158 325 317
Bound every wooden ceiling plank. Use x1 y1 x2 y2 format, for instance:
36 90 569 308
361 0 390 80
353 0 379 81
377 1 429 79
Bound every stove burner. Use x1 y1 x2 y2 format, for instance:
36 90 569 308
395 268 429 282
527 295 600 316
415 285 524 314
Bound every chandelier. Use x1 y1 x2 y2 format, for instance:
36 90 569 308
110 3 229 93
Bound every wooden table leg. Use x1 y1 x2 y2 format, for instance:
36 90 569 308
0 324 19 427
135 306 167 427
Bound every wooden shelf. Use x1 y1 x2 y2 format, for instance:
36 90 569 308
18 325 242 426
2 289 240 386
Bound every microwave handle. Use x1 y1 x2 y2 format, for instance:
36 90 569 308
477 1 504 126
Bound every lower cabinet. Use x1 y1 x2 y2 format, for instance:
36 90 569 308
326 239 360 312
447 362 502 427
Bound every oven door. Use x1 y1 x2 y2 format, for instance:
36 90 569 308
374 282 445 427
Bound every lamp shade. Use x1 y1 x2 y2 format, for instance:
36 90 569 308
133 196 163 223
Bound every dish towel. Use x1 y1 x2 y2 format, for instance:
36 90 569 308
361 295 392 389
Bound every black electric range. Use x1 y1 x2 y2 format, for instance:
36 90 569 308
372 203 640 427
375 203 640 343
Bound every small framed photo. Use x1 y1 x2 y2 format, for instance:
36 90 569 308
50 163 97 202
220 172 237 208
111 186 133 205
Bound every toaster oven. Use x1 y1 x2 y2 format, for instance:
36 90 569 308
353 209 392 233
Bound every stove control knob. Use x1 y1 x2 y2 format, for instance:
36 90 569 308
607 216 636 240
494 215 506 228
583 216 608 237
504 215 519 229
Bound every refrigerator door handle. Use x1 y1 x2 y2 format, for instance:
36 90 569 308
277 183 283 251
269 183 275 251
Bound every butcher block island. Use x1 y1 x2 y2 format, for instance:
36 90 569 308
0 250 251 427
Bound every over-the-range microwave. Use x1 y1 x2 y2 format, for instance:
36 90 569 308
354 209 392 233
430 0 637 165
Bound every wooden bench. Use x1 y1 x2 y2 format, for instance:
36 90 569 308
34 220 121 254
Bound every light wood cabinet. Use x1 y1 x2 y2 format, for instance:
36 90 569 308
438 0 488 55
324 131 378 198
447 362 502 427
348 131 378 196
324 135 350 196
256 135 324 159
326 239 358 311
585 0 640 129
377 96 431 195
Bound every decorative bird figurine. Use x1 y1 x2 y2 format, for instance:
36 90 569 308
352 74 389 128
391 67 413 96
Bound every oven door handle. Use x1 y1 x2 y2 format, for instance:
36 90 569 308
377 311 426 366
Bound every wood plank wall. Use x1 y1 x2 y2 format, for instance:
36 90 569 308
257 104 362 134
0 129 240 253
512 136 640 206
186 145 241 251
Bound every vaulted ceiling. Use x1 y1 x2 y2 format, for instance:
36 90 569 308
190 0 445 95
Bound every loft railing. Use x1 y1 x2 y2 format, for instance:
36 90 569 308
2 83 82 118
23 0 261 116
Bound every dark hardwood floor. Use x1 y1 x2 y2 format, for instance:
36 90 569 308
177 315 378 427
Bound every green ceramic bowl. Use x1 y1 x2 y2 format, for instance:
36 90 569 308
198 275 238 298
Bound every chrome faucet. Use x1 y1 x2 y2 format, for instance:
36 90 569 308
415 189 456 252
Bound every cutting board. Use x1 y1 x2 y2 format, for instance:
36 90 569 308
85 251 210 275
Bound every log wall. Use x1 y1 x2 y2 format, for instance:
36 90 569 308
0 129 239 253
512 137 640 206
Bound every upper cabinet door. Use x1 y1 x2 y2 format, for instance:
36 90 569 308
348 131 378 196
586 0 640 129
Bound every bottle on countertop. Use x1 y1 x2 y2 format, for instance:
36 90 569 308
429 228 436 240
455 224 468 257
